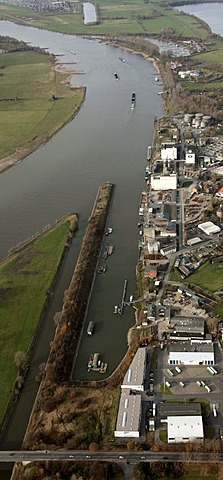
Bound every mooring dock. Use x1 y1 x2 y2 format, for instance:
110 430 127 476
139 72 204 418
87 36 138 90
117 277 128 315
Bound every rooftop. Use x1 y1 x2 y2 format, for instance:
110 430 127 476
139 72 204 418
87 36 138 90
115 389 142 434
122 347 146 390
169 341 214 353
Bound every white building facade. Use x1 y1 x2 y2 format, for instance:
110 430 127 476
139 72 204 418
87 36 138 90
168 341 214 365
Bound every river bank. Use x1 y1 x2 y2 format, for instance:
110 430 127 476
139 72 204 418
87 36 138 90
0 56 85 175
0 214 78 437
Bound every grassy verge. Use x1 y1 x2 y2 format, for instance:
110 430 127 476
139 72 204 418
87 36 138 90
0 217 74 421
0 48 85 162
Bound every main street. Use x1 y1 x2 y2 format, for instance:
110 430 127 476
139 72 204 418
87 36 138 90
1 450 223 464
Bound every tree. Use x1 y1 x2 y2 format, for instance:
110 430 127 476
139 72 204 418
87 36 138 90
14 351 26 369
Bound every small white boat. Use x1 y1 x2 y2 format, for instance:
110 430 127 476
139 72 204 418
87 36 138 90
105 227 113 235
129 295 133 303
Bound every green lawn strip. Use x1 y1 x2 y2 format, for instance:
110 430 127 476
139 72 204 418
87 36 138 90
0 50 84 159
180 80 223 90
194 47 223 65
0 219 70 420
186 261 223 292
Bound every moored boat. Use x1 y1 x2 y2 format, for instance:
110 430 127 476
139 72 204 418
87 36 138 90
147 146 152 160
87 321 95 336
105 227 113 235
97 264 107 273
108 245 114 255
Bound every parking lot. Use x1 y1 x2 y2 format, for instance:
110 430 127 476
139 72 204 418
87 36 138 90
156 342 223 397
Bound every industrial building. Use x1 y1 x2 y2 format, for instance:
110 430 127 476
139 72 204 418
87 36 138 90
168 415 203 443
160 403 204 443
198 221 221 235
168 317 205 341
114 347 147 438
114 389 142 438
161 145 178 162
121 347 147 392
150 174 177 191
168 341 214 365
185 146 196 164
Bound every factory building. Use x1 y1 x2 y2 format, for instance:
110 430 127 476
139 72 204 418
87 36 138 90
121 347 147 392
160 403 204 443
198 221 221 235
151 174 177 191
168 341 214 365
114 389 142 438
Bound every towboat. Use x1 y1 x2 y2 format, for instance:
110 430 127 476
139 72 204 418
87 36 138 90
131 92 136 110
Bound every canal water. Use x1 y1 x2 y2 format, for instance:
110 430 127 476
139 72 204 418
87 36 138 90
0 21 163 472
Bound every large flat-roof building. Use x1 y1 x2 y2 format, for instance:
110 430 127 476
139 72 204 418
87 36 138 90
151 174 177 191
114 348 147 439
159 403 204 444
114 389 142 438
198 221 221 235
168 415 203 443
169 317 205 341
168 341 214 365
121 348 147 392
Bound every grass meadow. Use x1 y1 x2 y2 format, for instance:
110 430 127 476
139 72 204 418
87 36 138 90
188 261 223 293
0 49 84 160
0 219 70 420
0 2 209 37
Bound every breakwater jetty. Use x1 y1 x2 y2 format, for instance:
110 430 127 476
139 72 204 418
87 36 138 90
45 182 114 383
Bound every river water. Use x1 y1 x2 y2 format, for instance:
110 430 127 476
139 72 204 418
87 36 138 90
175 2 223 36
0 21 163 472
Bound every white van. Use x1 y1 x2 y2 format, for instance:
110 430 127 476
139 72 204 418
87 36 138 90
175 366 181 374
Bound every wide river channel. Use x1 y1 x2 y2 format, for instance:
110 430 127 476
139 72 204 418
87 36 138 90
0 21 163 474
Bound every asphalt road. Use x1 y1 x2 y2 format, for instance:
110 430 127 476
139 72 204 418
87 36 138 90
1 450 223 464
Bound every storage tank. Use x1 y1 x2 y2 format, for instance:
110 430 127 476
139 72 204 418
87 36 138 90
195 112 203 119
184 113 194 124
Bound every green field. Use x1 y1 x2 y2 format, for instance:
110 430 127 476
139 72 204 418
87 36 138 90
0 2 209 37
0 219 71 420
188 261 223 293
0 49 84 160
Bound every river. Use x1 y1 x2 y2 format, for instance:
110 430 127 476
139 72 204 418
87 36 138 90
175 2 223 36
0 21 163 476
